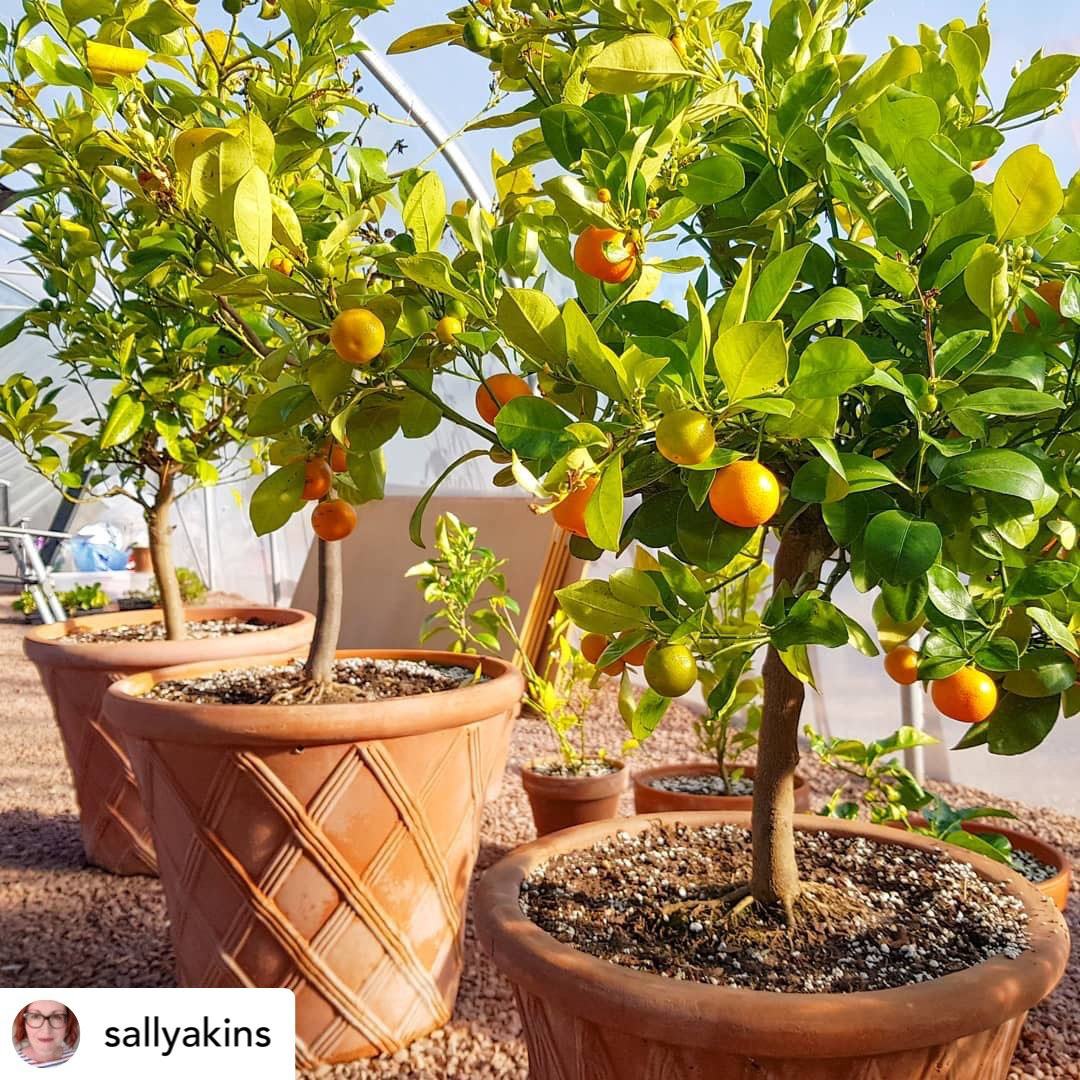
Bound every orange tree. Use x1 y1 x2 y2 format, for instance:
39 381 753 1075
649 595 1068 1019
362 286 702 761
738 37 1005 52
398 1 1080 919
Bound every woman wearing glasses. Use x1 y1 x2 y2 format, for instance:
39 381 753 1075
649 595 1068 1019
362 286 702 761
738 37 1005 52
12 1002 79 1067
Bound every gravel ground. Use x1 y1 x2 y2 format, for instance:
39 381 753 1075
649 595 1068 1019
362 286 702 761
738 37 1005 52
0 598 1075 1078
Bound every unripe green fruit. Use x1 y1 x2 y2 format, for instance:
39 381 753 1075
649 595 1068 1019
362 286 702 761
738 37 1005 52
194 248 216 276
644 645 699 698
447 298 468 320
462 18 491 52
308 255 331 281
223 0 244 14
918 392 938 414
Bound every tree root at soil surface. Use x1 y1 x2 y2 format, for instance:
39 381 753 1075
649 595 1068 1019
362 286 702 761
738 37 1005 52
268 680 329 706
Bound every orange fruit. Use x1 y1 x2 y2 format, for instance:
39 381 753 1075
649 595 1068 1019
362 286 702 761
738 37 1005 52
330 307 385 365
884 645 919 685
435 315 462 344
573 226 637 284
269 255 293 276
451 199 469 217
327 442 348 473
1012 280 1064 332
619 633 654 667
302 458 333 501
475 372 532 425
655 409 715 466
597 187 612 203
644 644 698 697
552 475 598 538
931 667 998 724
311 498 357 542
580 633 625 676
708 461 781 528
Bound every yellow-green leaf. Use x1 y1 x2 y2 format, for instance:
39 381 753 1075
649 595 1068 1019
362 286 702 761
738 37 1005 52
402 171 446 253
964 242 1009 318
387 24 461 54
100 393 144 449
993 145 1063 242
831 46 922 128
233 166 272 267
586 34 689 94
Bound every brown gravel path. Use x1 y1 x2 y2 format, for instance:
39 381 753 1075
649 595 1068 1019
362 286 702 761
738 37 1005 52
0 601 1075 1078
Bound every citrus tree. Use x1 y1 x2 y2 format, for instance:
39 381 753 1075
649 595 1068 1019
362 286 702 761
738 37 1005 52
397 0 1080 920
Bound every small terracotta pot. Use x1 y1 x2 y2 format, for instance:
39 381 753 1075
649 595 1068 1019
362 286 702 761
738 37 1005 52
632 762 810 814
23 606 315 876
476 812 1069 1080
130 546 153 573
521 759 627 837
105 649 523 1066
903 816 1071 913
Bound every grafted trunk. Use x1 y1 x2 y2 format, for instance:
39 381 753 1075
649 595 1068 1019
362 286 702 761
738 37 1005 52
305 537 342 686
148 468 186 642
750 512 834 916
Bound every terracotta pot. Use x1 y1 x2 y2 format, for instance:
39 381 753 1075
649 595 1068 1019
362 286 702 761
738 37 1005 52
902 816 1071 914
521 759 627 837
23 607 315 876
104 649 524 1066
130 546 153 573
476 812 1069 1080
632 762 810 814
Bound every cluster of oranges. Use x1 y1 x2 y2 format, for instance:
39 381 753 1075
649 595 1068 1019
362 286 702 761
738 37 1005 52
300 443 356 543
581 633 699 698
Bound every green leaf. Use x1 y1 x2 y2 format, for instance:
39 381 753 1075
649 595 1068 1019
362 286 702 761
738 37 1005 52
585 455 624 551
905 137 974 215
1025 607 1078 654
386 24 461 54
556 578 647 634
935 330 989 378
675 496 753 572
1006 562 1078 603
713 320 787 403
100 394 144 449
494 396 572 460
586 34 690 94
790 287 862 339
562 301 624 401
248 385 317 437
788 337 872 400
963 243 1009 319
249 460 305 536
233 167 272 268
497 288 565 368
864 510 942 585
402 171 446 253
630 689 671 741
850 138 912 225
993 145 1063 242
988 692 1059 755
938 449 1046 501
680 153 745 205
772 595 849 650
408 449 488 547
791 453 901 502
658 551 706 607
778 59 838 136
956 389 1063 416
926 564 982 622
717 254 753 334
540 105 614 171
746 244 809 322
832 46 922 127
1002 55 1080 123
609 568 662 608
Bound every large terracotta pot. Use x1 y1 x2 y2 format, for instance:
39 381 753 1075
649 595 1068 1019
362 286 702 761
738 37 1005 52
105 649 523 1066
476 811 1069 1080
632 762 810 814
521 758 627 837
23 607 315 876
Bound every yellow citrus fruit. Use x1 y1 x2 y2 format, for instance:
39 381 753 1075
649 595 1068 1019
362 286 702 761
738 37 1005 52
655 409 715 466
552 476 597 538
311 499 357 542
451 200 469 217
435 315 463 344
644 644 698 698
708 461 781 528
931 667 998 724
597 187 612 203
86 42 148 80
330 308 385 365
475 372 532 425
884 645 920 685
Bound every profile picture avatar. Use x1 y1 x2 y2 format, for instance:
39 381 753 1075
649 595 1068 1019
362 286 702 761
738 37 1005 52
11 1001 79 1068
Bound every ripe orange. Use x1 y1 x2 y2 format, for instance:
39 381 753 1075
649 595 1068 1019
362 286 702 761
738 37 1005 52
552 475 598 538
330 307 385 365
302 458 333 501
580 632 625 676
619 633 654 667
708 460 781 528
435 315 462 344
311 498 357 542
931 667 998 724
269 255 293 276
884 645 919 685
655 409 715 466
573 226 637 284
327 442 348 474
475 372 532 425
644 644 698 697
1012 279 1064 332
597 187 612 203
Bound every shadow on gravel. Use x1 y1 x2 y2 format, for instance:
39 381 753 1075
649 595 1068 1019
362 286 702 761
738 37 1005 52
0 809 86 870
476 840 513 873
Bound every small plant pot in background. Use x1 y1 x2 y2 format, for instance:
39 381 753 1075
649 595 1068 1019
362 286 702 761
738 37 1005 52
476 812 1069 1080
105 649 523 1066
23 606 315 875
130 546 153 573
521 758 627 837
632 762 810 814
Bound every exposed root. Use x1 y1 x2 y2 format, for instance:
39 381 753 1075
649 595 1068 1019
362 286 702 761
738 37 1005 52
268 679 329 706
661 883 752 927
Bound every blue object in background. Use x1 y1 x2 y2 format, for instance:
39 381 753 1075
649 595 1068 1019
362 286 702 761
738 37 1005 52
71 537 129 572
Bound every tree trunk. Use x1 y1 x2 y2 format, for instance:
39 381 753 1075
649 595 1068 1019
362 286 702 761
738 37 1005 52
750 512 834 917
305 537 342 686
147 468 187 642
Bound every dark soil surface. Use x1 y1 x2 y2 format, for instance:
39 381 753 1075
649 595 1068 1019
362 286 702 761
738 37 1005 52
145 656 476 705
529 758 620 778
650 772 754 797
1012 847 1061 885
520 821 1029 994
60 617 274 644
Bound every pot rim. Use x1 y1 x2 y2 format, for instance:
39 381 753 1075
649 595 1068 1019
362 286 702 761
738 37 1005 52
475 811 1069 1058
104 648 525 746
521 758 628 801
632 761 809 792
24 606 315 671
